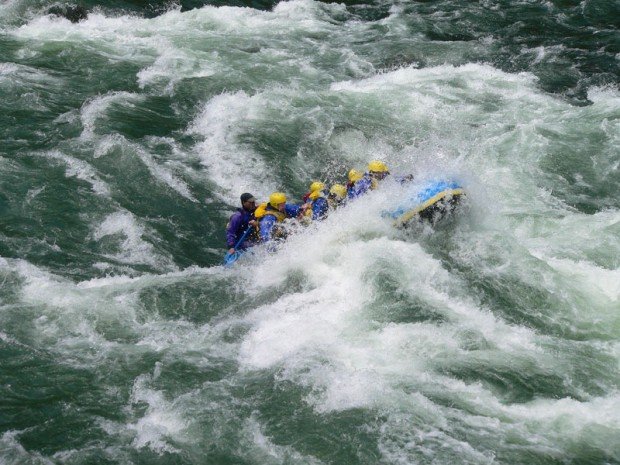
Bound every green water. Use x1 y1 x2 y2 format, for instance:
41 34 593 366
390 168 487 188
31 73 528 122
1 1 619 464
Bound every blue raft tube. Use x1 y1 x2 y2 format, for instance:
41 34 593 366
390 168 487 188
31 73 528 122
384 180 466 228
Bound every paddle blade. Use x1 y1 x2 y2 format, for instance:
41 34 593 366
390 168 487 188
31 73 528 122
223 250 241 266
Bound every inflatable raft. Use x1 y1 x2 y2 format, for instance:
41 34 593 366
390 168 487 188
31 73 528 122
384 180 466 228
224 179 466 264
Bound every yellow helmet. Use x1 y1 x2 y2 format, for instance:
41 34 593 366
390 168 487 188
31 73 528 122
348 169 363 183
368 160 389 173
269 192 286 206
309 181 325 193
329 183 347 199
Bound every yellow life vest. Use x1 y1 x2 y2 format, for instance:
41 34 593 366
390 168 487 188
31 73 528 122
254 202 286 222
254 202 268 219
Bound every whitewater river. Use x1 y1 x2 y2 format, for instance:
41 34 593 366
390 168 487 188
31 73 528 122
1 1 619 464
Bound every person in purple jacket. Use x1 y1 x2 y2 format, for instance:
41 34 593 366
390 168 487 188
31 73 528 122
226 193 258 255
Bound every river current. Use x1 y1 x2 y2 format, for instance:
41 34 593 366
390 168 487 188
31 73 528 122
1 1 619 464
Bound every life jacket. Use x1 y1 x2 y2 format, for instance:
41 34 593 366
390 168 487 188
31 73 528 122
255 203 289 241
254 203 287 222
254 202 267 220
353 175 378 196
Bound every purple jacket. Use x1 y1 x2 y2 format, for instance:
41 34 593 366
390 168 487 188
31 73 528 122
226 208 254 248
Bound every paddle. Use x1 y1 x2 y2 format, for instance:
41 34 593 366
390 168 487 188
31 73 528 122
223 226 254 266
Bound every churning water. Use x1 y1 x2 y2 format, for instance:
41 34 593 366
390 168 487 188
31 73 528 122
1 1 619 464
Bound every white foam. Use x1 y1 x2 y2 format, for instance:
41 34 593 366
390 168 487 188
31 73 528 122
188 91 277 203
127 373 186 453
38 150 111 196
80 91 144 140
500 394 620 457
0 62 59 84
87 133 197 201
12 13 155 60
133 146 197 202
76 264 219 290
235 188 543 419
378 414 497 465
0 430 55 465
540 256 620 301
4 260 131 366
136 47 216 93
0 62 62 112
3 3 619 460
326 63 566 216
93 133 126 158
9 1 346 95
228 177 618 457
331 63 536 94
2 258 234 381
0 62 20 75
92 211 178 270
587 86 620 106
238 416 324 465
510 208 620 298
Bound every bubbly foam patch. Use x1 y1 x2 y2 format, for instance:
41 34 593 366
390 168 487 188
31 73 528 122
0 63 20 76
4 258 234 380
542 256 620 301
92 211 177 270
237 187 539 406
128 373 186 454
331 63 537 94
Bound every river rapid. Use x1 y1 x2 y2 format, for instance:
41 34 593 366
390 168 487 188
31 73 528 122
1 1 619 464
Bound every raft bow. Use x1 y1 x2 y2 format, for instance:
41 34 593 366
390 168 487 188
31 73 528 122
386 180 466 228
